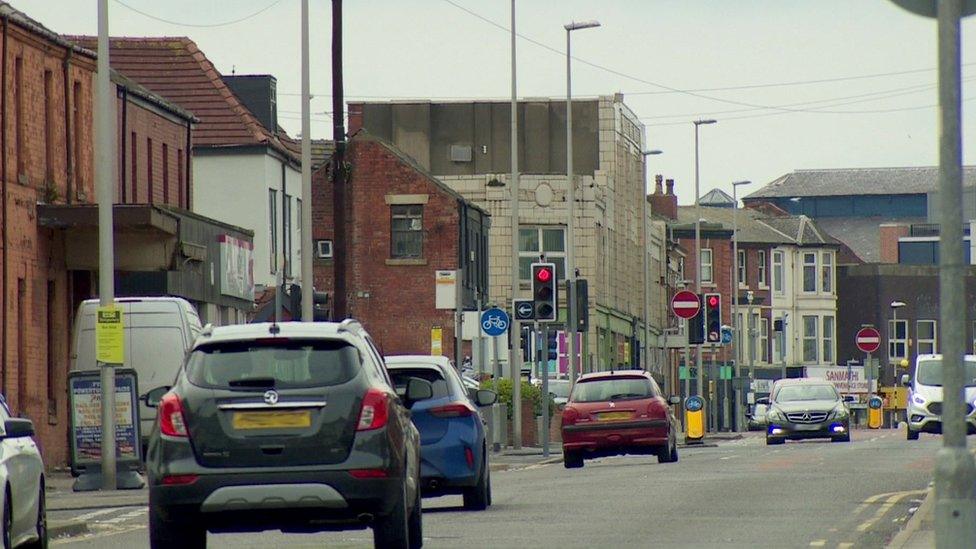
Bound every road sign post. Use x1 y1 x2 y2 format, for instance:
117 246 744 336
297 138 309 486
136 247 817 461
856 327 881 396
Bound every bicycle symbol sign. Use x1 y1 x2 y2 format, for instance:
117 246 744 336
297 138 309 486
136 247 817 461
481 308 510 337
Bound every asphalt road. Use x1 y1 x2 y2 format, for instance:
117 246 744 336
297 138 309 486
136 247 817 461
51 429 939 548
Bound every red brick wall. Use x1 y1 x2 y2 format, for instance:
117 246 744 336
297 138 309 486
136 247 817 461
117 97 188 207
879 223 910 264
314 138 461 362
311 162 334 299
1 24 97 466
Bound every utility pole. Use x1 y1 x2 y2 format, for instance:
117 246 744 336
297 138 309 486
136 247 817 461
300 0 313 322
331 0 347 320
96 0 117 491
508 0 522 450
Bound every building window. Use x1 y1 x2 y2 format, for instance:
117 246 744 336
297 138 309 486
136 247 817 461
518 227 566 282
736 312 744 363
283 193 292 275
269 189 278 272
391 204 423 259
14 57 23 176
821 252 833 294
917 320 937 355
737 250 746 286
162 143 170 204
297 198 303 256
773 251 784 294
760 318 769 363
678 257 685 282
750 312 760 362
130 132 138 202
701 248 713 283
72 81 82 194
803 315 818 363
758 251 767 287
823 316 835 364
177 149 184 208
44 70 54 182
147 137 154 203
46 280 57 418
803 252 817 293
889 319 908 360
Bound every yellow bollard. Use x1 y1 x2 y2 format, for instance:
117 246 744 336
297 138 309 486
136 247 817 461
868 395 883 429
685 396 706 442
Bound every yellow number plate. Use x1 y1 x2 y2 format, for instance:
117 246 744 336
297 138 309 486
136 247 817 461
598 411 632 421
232 410 312 430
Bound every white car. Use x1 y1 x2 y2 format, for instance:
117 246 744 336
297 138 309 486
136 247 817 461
0 395 46 549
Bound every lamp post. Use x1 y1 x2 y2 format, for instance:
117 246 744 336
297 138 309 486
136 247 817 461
731 180 752 431
565 20 600 383
642 150 663 373
693 119 717 398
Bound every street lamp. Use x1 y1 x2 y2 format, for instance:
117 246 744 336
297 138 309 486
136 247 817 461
642 150 663 374
565 19 600 383
693 119 717 398
731 179 752 431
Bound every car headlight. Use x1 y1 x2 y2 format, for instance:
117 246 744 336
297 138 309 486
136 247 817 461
831 405 849 420
766 408 785 422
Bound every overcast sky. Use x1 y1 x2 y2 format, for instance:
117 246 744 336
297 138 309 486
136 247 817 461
23 0 976 205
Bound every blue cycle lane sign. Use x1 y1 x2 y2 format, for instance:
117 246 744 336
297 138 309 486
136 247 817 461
481 308 510 337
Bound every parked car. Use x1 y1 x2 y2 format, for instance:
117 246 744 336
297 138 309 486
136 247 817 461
547 379 571 409
560 370 680 469
70 296 203 458
384 355 497 511
0 395 46 549
144 320 430 549
903 354 976 440
765 378 851 445
747 403 769 431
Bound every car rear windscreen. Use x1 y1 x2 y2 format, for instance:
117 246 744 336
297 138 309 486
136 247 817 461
571 377 652 402
186 339 359 389
388 367 451 399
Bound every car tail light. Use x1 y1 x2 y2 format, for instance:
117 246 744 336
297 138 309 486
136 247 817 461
357 389 390 431
159 393 188 438
161 474 198 486
465 447 475 469
647 400 666 418
429 402 476 418
562 406 580 426
349 468 389 479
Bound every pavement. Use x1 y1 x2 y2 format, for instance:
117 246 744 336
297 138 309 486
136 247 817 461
886 484 934 549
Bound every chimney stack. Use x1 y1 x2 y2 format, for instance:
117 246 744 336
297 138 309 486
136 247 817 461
654 174 664 195
650 178 679 220
665 178 675 196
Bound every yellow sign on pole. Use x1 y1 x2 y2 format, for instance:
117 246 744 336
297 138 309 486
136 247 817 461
96 305 124 364
431 326 443 356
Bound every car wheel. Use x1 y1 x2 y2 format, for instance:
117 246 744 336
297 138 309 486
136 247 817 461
657 437 677 464
462 455 490 511
22 482 47 549
407 481 423 549
149 504 206 549
374 481 409 549
832 433 851 443
907 427 920 440
3 488 11 549
765 436 784 445
563 450 584 469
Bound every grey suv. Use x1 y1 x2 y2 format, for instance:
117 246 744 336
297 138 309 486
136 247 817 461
764 378 851 445
144 320 431 549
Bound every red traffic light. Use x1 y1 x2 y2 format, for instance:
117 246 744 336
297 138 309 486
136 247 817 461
707 295 719 307
535 267 552 283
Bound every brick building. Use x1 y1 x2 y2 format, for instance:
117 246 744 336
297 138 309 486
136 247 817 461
312 133 489 362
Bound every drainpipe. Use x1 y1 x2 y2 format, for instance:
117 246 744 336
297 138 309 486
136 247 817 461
184 119 191 209
119 85 127 202
63 49 73 205
1 14 8 396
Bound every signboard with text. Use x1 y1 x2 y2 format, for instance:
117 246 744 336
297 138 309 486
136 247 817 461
805 366 872 394
219 234 255 300
95 305 124 364
68 369 141 473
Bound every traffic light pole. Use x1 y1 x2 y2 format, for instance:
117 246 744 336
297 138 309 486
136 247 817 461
540 322 550 458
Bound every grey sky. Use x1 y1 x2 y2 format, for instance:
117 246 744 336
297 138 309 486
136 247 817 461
24 0 975 205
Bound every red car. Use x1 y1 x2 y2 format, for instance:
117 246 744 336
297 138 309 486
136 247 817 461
560 370 680 469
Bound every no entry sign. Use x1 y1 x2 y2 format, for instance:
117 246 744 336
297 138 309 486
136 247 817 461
856 327 881 354
671 291 701 320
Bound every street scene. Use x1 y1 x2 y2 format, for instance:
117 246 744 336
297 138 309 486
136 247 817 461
1 1 975 548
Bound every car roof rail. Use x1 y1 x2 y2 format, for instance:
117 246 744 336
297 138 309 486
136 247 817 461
337 318 363 333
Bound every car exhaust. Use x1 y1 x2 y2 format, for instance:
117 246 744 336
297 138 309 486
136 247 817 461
357 513 374 524
427 479 440 491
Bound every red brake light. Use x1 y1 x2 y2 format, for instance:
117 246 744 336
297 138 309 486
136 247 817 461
159 393 188 438
161 474 198 486
429 402 476 418
464 447 475 469
562 406 580 426
349 468 389 479
357 389 390 431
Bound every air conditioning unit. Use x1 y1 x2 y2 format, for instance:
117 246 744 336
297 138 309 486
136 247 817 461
315 239 334 259
450 145 472 162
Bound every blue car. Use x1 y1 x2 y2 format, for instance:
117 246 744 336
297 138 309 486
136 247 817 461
385 355 497 510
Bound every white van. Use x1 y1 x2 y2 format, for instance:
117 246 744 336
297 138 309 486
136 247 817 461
903 353 976 440
69 297 203 450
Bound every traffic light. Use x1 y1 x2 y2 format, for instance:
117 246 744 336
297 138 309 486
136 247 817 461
705 293 722 343
531 263 558 322
688 294 705 345
547 330 558 362
567 279 590 332
520 326 532 362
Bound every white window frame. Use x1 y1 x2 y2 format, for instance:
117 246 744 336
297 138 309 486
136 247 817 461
772 251 784 294
821 251 833 295
701 248 713 284
822 316 835 364
802 252 817 293
760 318 769 363
757 251 767 288
802 315 818 363
889 319 908 360
518 226 566 283
917 320 937 355
737 250 746 286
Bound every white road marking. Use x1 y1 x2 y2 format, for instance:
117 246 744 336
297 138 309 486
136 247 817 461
69 508 124 522
809 539 826 546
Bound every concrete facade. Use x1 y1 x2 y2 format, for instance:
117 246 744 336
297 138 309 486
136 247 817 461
349 95 667 372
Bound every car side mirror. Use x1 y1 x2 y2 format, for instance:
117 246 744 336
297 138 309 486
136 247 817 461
901 374 911 387
475 389 498 407
405 377 433 405
756 397 770 406
2 418 34 439
668 395 681 405
142 386 172 408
